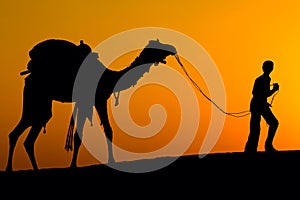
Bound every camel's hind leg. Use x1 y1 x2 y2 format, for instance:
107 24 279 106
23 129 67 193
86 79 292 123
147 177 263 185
24 123 43 171
6 119 30 172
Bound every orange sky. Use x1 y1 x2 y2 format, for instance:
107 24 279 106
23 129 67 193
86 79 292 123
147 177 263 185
1 0 300 171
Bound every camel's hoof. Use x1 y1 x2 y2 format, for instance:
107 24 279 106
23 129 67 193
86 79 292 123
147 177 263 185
70 163 77 169
6 167 12 172
107 157 116 165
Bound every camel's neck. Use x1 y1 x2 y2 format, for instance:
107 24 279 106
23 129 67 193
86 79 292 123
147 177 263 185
113 56 155 93
109 39 177 106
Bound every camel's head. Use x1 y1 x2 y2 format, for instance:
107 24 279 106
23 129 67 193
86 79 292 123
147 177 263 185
139 39 177 66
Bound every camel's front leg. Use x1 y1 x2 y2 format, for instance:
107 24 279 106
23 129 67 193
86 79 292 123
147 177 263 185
70 111 86 168
95 100 115 164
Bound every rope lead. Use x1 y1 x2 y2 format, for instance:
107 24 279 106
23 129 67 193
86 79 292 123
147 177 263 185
174 54 278 118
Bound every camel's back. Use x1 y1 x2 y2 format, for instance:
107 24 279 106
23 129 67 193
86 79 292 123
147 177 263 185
22 39 92 102
26 39 91 75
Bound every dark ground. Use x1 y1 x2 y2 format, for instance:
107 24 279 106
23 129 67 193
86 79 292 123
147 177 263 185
1 150 300 198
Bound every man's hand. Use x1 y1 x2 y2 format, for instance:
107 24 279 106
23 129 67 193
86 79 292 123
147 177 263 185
273 83 279 91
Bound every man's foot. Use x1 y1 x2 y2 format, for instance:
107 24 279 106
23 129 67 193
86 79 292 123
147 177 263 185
244 150 257 154
244 146 257 154
265 145 278 153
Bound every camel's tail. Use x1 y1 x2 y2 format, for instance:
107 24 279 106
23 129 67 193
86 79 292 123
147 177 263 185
65 103 78 151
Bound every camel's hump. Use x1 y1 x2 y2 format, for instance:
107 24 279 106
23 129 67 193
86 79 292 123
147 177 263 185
29 39 91 60
26 39 92 74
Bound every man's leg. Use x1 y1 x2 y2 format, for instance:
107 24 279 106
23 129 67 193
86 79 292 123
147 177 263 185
245 112 261 152
262 108 279 152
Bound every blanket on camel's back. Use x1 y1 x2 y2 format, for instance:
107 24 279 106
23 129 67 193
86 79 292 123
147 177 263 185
20 39 92 103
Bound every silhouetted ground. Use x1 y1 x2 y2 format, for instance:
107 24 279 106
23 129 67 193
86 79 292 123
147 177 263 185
1 150 300 198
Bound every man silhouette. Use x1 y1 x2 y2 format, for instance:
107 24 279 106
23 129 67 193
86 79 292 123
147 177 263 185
244 60 279 153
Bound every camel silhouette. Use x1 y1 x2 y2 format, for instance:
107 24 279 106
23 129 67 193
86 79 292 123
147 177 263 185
5 38 178 171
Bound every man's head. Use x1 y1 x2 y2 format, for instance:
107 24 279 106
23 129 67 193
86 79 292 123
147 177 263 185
262 60 274 74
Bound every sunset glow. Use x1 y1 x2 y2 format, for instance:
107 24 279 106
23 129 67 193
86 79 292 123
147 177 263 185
1 0 300 171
